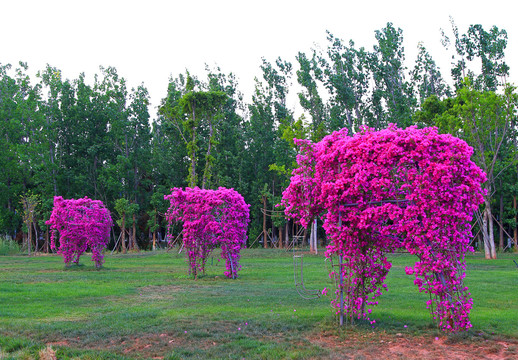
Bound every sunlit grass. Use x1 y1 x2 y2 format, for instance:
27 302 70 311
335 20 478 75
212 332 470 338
0 249 516 359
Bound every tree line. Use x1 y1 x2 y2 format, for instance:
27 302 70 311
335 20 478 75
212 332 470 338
1 20 516 259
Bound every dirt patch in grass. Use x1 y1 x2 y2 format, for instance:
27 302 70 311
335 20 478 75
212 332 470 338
34 329 517 359
82 332 218 359
34 320 256 359
311 331 518 360
43 333 187 359
117 333 187 359
108 329 518 360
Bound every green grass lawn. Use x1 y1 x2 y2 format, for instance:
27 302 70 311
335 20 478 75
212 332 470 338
0 249 517 359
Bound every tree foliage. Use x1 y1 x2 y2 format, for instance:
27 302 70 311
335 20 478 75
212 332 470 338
0 20 517 259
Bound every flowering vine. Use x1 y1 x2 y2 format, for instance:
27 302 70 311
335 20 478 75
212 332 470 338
164 187 250 279
46 196 113 269
281 125 485 332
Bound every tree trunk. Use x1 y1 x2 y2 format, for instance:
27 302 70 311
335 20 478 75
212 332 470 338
93 155 98 198
482 200 497 259
313 218 318 254
189 105 197 188
263 196 268 249
345 109 352 130
309 221 314 253
27 224 31 256
129 224 133 250
488 204 497 259
121 215 127 254
279 227 283 249
285 221 289 248
481 209 491 259
202 117 214 190
514 196 518 249
34 222 38 253
132 213 138 251
50 141 57 196
314 218 317 253
499 191 504 250
302 226 309 247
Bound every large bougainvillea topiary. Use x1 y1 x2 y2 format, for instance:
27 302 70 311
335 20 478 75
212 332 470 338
46 196 113 269
165 187 250 279
281 125 485 332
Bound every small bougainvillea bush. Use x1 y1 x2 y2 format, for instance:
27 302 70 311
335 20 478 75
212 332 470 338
165 187 250 279
46 196 113 269
281 125 485 332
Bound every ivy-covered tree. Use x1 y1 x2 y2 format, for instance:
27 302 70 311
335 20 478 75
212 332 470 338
205 67 248 193
160 72 228 188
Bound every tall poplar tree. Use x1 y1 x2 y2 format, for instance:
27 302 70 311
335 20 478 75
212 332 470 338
369 23 416 129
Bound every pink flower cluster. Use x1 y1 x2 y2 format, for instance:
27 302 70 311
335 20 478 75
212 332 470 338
281 125 485 332
164 187 250 279
46 196 113 269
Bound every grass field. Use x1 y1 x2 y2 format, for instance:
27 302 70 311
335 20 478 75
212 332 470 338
0 249 517 359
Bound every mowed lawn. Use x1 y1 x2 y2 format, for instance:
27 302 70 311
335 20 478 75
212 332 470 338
0 249 517 359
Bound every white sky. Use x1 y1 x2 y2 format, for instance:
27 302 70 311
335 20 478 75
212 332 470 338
2 0 516 118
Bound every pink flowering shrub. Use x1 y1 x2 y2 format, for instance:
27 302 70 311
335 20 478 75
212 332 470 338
46 196 113 269
164 187 250 279
281 125 485 332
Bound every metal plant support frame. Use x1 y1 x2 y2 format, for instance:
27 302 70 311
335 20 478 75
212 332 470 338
293 252 320 300
291 177 423 323
331 196 466 327
215 207 238 280
291 222 319 299
332 201 409 326
291 169 451 323
338 212 344 326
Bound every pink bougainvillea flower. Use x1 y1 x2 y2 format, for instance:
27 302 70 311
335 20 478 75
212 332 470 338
322 288 328 296
281 125 485 333
46 196 113 269
164 187 250 279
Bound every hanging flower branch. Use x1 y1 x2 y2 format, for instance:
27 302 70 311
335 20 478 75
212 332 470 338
46 196 113 269
164 187 250 279
281 125 485 332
